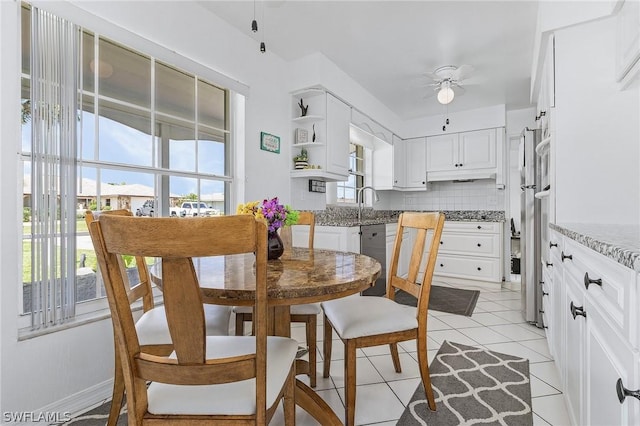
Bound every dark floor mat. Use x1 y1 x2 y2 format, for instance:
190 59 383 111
395 284 480 316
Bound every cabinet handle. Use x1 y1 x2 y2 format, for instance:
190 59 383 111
440 263 444 267
477 225 482 229
561 251 573 262
440 241 443 245
546 262 553 267
455 163 459 167
584 272 603 289
477 267 482 271
542 291 549 296
459 163 463 167
422 181 426 185
549 242 558 248
569 301 586 320
477 243 482 247
616 378 640 403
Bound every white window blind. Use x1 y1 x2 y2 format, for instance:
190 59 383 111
30 7 79 328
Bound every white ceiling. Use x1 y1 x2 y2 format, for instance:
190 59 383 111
200 1 539 120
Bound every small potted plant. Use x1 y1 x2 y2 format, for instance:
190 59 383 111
293 148 309 170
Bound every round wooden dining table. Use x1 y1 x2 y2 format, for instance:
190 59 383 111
151 247 381 425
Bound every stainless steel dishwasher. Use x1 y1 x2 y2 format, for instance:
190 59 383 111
360 224 386 296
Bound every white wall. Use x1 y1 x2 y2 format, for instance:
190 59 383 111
1 0 294 415
554 15 640 224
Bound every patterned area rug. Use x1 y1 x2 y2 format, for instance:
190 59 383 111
398 341 533 426
395 284 480 316
62 401 126 425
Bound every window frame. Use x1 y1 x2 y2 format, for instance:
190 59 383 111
17 4 237 335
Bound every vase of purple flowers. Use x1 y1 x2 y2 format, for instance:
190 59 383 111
236 197 299 260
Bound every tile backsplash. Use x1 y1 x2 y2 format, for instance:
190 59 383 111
397 180 506 211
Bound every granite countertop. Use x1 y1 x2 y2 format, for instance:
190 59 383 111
313 207 505 227
550 223 640 272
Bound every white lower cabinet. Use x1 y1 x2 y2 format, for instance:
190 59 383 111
549 230 640 425
433 221 503 283
292 225 360 253
584 299 639 425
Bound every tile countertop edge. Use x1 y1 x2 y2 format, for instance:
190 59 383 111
550 223 640 273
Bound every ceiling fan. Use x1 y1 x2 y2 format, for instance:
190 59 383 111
424 64 475 104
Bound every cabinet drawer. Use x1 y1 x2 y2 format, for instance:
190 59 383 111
562 238 633 340
439 232 500 258
434 254 501 282
444 221 501 234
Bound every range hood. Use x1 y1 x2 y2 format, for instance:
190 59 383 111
426 168 497 182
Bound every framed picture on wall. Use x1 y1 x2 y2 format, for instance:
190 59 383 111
260 132 280 154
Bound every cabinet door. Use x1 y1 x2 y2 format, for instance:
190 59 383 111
564 276 585 426
393 135 406 188
325 94 350 177
459 129 496 170
372 142 394 190
616 0 640 82
426 133 458 172
405 137 427 188
584 298 639 426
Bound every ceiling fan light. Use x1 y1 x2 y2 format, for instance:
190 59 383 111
437 86 454 104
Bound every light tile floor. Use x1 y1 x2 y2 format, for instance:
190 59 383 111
268 276 572 425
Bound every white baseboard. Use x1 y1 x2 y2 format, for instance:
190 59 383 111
5 379 113 426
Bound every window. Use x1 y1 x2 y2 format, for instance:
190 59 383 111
19 5 232 330
336 143 365 204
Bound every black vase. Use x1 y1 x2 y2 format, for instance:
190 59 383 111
267 231 284 260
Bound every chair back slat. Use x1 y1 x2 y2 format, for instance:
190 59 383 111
386 212 445 317
160 257 206 364
135 351 256 385
281 211 315 251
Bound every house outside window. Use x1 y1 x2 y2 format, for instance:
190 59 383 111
19 4 232 331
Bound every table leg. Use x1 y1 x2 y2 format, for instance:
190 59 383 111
295 379 342 425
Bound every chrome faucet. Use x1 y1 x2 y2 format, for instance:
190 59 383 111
357 186 379 223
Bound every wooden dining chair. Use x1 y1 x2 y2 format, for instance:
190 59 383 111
85 210 233 426
88 214 298 425
234 211 320 387
321 212 445 426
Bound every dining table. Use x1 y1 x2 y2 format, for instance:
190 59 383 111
151 246 381 425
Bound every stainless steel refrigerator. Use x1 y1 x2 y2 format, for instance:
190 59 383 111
520 128 544 327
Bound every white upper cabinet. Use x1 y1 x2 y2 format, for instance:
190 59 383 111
392 135 407 189
290 88 350 181
405 137 427 189
459 129 497 170
393 135 430 191
325 93 351 177
425 133 458 172
426 128 499 182
616 0 640 84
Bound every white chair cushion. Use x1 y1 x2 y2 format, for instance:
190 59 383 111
147 336 298 415
234 303 321 316
321 296 418 340
136 305 232 346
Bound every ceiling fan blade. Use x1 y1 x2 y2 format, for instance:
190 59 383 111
452 84 466 96
452 64 475 81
